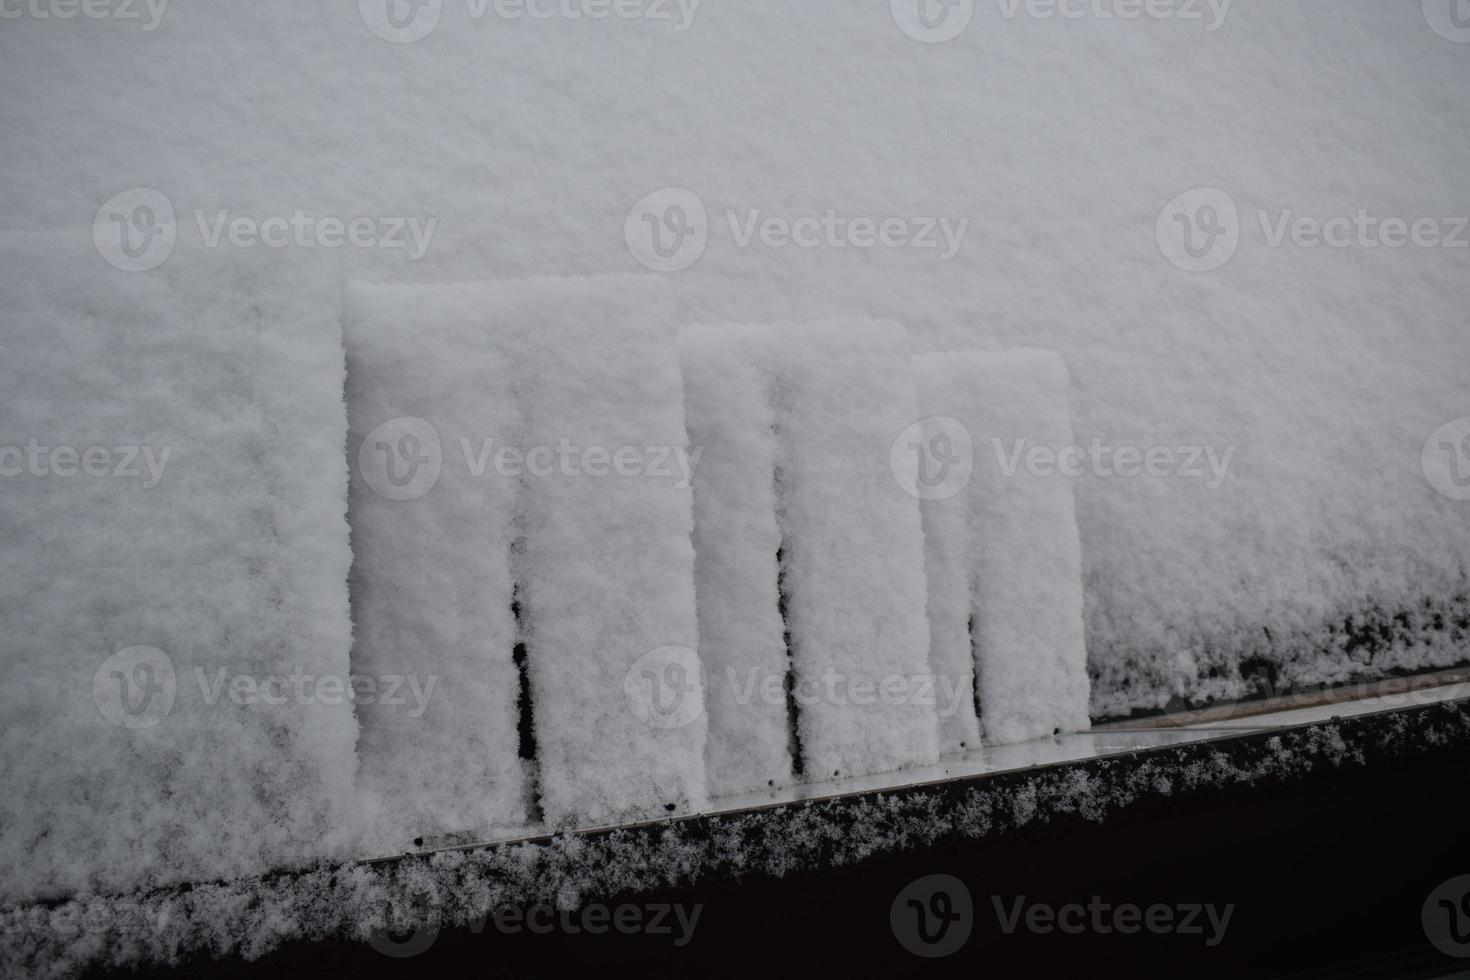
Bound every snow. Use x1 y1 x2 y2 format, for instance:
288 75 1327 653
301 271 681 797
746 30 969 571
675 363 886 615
692 320 941 781
916 350 1092 745
504 275 708 826
0 238 359 901
343 281 528 851
344 275 708 830
911 415 985 757
679 325 795 797
3 0 1468 720
3 0 1470 917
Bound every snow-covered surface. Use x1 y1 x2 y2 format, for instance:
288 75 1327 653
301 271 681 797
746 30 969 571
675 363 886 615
2 0 1467 716
748 320 942 780
3 0 1470 939
679 326 795 797
918 349 1093 744
0 239 359 902
344 282 527 850
912 412 986 757
506 275 708 825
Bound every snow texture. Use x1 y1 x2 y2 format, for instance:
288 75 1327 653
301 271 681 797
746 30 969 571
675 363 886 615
499 275 708 826
693 320 941 782
679 325 795 797
0 238 359 902
911 414 985 756
3 1 1468 720
343 281 527 851
917 350 1092 745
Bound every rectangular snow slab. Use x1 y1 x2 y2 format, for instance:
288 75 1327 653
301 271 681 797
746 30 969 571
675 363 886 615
774 321 940 779
691 321 940 783
907 416 984 757
679 326 794 798
915 349 1092 745
343 281 527 851
502 276 707 826
0 237 359 902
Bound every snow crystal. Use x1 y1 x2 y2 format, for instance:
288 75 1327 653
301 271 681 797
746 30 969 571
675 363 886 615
0 238 359 901
915 349 1092 745
343 281 527 851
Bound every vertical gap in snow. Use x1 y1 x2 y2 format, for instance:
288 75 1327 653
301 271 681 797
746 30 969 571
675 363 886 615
769 380 804 783
968 613 982 730
776 540 805 781
510 536 543 823
774 452 805 781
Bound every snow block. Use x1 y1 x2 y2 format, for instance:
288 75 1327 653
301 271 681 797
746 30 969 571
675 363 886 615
343 281 527 851
679 325 794 798
0 238 359 901
687 321 940 783
916 350 1091 745
504 276 707 825
908 415 984 757
773 321 940 779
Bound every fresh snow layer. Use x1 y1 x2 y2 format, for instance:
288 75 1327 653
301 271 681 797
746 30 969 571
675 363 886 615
772 321 941 778
910 414 985 757
0 239 359 901
917 350 1092 745
689 320 941 782
494 275 708 826
343 275 707 830
343 281 527 851
679 325 795 797
4 2 1469 719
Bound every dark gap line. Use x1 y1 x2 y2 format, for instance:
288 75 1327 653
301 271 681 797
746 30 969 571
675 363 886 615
968 613 982 728
509 536 543 824
769 385 803 784
776 537 804 781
